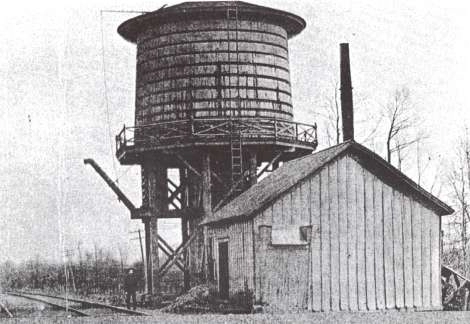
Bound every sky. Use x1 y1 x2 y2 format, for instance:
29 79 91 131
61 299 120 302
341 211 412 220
1 0 469 264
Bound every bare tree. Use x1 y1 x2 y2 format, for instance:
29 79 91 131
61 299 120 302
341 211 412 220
384 87 426 168
310 82 341 146
445 130 470 275
314 81 381 147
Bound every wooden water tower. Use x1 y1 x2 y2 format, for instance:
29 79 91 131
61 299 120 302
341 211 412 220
115 1 318 294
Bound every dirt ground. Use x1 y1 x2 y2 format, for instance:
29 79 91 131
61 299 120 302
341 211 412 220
4 310 470 324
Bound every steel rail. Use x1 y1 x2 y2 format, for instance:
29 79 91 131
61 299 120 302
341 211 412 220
16 291 149 316
7 292 89 317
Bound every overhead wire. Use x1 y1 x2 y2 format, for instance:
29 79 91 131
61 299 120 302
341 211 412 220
99 10 119 182
114 165 135 183
99 9 150 183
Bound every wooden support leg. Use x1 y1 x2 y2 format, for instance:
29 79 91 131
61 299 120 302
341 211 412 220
248 150 257 187
150 217 159 294
144 219 152 295
201 152 212 215
201 153 212 282
180 167 190 291
187 166 200 284
464 288 469 311
182 217 190 291
143 159 167 296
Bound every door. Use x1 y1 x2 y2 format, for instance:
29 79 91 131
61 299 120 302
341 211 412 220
218 241 229 299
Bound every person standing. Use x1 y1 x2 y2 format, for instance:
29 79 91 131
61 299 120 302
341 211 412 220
123 268 138 310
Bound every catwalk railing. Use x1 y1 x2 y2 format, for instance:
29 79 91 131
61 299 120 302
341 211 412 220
116 117 317 155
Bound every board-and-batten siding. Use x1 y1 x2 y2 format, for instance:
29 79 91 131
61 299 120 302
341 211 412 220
251 154 442 311
253 180 311 311
207 221 254 296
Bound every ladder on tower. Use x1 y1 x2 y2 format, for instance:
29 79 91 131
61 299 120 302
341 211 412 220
227 4 244 194
230 126 243 193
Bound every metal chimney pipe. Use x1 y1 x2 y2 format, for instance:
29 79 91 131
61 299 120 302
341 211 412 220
340 43 354 142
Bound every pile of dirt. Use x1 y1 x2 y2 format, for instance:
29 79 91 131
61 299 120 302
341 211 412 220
161 284 217 313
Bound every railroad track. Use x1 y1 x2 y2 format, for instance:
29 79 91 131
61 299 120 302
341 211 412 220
7 291 149 317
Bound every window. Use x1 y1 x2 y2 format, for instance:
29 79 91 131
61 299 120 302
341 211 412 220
271 225 310 246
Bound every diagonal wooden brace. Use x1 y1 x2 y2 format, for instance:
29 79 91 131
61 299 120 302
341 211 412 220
444 280 469 306
158 242 184 272
158 230 198 277
256 151 283 179
157 234 184 263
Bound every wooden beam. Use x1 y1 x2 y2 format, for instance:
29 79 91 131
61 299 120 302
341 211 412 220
159 230 199 277
180 167 190 291
169 200 180 210
174 153 201 177
256 152 283 179
182 217 190 291
213 169 250 211
167 178 178 189
444 280 469 305
143 160 167 295
144 220 152 294
157 234 177 256
211 170 228 190
168 181 185 204
84 159 136 211
0 301 13 318
464 289 469 311
201 153 212 216
158 241 184 271
248 150 257 186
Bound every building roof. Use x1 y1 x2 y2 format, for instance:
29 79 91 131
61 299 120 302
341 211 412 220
118 1 306 43
202 140 454 226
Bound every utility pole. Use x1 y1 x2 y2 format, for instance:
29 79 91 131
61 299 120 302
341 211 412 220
93 243 99 293
130 229 147 292
77 241 83 290
64 249 76 293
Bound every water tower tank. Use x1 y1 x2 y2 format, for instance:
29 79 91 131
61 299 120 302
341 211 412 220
116 1 317 166
118 1 305 125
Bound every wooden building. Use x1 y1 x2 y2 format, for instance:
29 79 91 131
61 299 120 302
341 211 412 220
202 140 453 312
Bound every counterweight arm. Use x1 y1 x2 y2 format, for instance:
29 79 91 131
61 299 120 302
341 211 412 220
84 158 136 211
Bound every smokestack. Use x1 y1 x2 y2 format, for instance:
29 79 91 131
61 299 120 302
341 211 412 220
340 43 354 142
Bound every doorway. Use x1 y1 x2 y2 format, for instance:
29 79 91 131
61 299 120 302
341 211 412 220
218 241 229 299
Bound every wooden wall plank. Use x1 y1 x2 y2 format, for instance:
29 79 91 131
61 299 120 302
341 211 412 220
392 190 405 308
254 216 262 302
300 180 311 226
282 194 292 225
209 221 255 298
437 216 442 308
329 162 340 311
412 202 423 308
403 195 414 308
421 207 432 309
300 180 312 310
355 162 367 311
430 214 440 307
338 157 349 310
310 176 322 311
320 168 331 311
292 183 302 225
273 199 283 226
383 184 395 309
364 171 377 310
347 157 358 311
373 177 385 310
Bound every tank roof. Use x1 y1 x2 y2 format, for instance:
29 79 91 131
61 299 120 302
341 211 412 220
118 1 306 43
